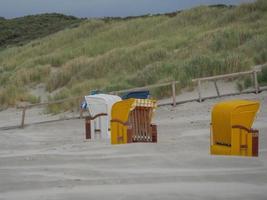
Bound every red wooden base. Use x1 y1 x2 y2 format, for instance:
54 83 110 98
151 124 157 143
85 117 91 139
252 131 259 157
126 124 157 143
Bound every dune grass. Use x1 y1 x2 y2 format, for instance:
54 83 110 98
0 0 267 109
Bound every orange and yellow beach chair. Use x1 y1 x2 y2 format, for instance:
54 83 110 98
110 98 157 145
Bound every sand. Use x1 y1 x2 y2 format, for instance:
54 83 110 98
0 90 267 200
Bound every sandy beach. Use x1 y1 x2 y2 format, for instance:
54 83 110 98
0 91 267 200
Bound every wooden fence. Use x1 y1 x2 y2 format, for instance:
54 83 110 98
17 96 83 128
1 63 267 130
110 81 180 107
192 69 262 102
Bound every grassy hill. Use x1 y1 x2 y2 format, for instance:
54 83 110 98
0 13 83 49
0 0 267 109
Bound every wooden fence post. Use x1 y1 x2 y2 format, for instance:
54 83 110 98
253 70 259 94
171 81 176 107
197 80 202 102
21 107 26 128
214 80 220 97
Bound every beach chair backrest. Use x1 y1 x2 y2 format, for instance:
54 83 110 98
111 98 156 144
84 94 121 140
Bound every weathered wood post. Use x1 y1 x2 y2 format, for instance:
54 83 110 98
253 70 259 94
214 80 220 97
85 116 91 139
171 81 176 107
21 107 27 128
197 79 202 102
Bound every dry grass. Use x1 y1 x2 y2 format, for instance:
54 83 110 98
0 0 267 109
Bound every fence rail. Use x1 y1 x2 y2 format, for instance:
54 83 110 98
110 81 180 94
1 63 267 130
192 70 261 82
192 69 262 102
16 96 82 109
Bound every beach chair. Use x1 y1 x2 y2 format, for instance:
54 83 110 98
84 94 121 140
210 100 260 157
110 98 157 144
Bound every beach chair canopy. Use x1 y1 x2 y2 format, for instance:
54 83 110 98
84 94 121 139
80 90 102 110
85 94 121 117
212 100 260 146
122 90 150 100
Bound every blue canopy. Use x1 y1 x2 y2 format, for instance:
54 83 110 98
122 90 150 100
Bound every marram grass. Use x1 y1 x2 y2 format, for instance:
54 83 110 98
0 0 267 110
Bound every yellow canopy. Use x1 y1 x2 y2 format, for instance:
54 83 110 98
111 98 156 144
212 100 260 145
111 98 157 123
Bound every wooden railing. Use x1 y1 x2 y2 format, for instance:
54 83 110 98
14 80 180 128
110 81 180 107
17 96 83 128
192 69 262 102
2 63 267 129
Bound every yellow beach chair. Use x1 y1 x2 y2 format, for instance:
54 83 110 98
110 98 157 145
210 100 260 157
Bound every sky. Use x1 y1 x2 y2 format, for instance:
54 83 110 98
0 0 255 19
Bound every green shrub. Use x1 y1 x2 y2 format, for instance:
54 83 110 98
254 49 267 65
104 82 131 93
48 88 70 101
150 85 174 99
210 28 253 52
25 94 41 104
46 69 72 92
0 13 83 48
45 88 77 114
126 62 174 87
45 98 79 114
13 65 51 86
0 86 40 107
235 76 254 92
258 66 267 85
255 0 267 12
179 54 249 80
